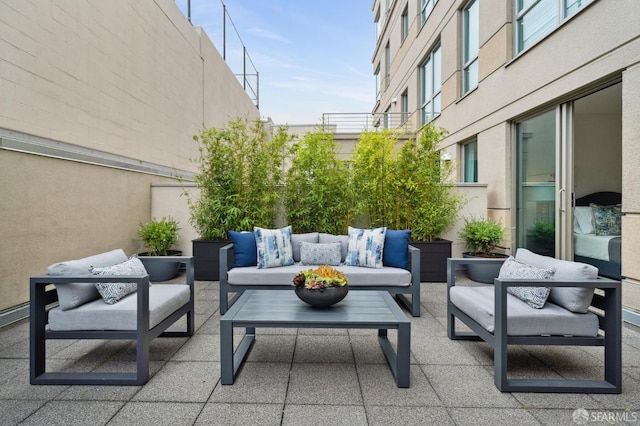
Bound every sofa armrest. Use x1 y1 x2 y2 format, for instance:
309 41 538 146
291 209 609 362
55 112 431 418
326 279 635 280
219 243 234 285
408 245 420 285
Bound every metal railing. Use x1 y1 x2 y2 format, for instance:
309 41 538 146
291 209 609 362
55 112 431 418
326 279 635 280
181 0 259 109
321 111 420 133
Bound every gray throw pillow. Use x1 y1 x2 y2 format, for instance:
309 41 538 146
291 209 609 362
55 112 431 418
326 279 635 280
300 242 342 266
47 249 129 310
291 232 319 262
498 256 555 309
91 257 148 304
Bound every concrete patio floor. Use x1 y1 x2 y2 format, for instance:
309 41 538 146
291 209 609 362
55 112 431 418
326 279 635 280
1 278 639 425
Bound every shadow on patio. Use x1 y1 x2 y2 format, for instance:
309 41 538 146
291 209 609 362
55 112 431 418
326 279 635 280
1 276 639 425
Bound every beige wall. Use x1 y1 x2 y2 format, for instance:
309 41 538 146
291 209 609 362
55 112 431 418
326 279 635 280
0 0 259 312
373 0 640 317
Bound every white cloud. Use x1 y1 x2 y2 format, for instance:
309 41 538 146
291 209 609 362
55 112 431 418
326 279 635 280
247 27 292 44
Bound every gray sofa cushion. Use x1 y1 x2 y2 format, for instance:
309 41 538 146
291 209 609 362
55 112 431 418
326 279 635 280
318 233 349 262
291 232 319 262
227 262 411 287
47 249 129 310
515 248 597 313
48 284 190 331
449 286 599 336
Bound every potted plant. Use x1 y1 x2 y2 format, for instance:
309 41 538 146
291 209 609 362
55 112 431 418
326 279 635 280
186 117 292 280
387 124 465 282
459 217 507 283
137 217 183 281
292 265 349 308
284 129 357 234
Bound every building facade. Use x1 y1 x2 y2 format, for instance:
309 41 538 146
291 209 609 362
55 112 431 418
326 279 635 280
0 0 259 321
372 0 640 323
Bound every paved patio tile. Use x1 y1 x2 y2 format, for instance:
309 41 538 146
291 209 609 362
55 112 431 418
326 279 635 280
283 404 368 426
448 407 542 426
0 399 47 425
196 402 283 425
246 334 296 363
293 335 354 363
365 405 454 425
20 400 124 426
108 401 203 425
286 363 363 405
55 383 141 402
171 333 219 362
209 362 290 404
422 365 521 408
132 361 219 402
358 363 441 406
410 335 480 365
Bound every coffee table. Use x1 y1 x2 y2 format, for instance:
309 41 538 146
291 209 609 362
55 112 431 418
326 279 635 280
220 290 411 387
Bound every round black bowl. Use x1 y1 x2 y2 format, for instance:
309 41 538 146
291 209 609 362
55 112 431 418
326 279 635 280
294 285 348 308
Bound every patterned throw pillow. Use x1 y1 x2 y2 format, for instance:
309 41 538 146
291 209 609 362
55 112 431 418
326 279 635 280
344 226 386 269
91 257 148 304
300 242 342 266
254 226 294 269
498 256 555 309
590 203 622 236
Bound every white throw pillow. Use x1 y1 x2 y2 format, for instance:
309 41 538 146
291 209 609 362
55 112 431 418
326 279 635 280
344 226 386 269
498 256 555 309
254 226 294 269
91 257 148 304
574 206 594 234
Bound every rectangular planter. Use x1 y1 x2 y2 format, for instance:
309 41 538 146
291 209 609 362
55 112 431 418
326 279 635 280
410 239 451 282
193 239 229 281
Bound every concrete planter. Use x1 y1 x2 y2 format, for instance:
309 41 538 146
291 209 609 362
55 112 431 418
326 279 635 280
137 250 183 281
462 252 508 284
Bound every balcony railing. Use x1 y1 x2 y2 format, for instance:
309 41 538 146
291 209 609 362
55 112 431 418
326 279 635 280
321 111 419 133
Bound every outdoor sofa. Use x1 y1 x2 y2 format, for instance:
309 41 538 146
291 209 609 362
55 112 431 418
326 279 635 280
219 228 421 316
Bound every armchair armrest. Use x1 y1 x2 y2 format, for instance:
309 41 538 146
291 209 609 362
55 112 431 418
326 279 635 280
219 243 234 286
408 245 420 285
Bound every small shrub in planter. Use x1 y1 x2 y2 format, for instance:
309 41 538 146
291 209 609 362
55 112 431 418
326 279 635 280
137 217 180 256
459 217 507 284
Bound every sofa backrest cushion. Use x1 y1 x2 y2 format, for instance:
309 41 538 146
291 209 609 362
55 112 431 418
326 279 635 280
318 233 349 262
383 229 411 270
47 249 129 310
514 248 597 313
229 231 257 267
291 232 319 262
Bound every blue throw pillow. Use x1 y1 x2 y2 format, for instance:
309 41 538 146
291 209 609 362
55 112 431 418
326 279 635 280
228 231 257 267
383 229 411 270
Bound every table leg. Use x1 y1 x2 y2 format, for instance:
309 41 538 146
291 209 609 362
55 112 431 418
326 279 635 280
220 319 234 384
396 322 411 388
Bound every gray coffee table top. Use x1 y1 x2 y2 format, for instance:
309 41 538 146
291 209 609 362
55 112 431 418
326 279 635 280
226 289 410 327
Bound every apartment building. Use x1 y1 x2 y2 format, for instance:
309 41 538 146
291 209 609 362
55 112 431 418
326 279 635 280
372 0 640 323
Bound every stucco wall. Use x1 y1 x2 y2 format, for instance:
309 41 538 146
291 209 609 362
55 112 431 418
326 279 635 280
0 0 259 312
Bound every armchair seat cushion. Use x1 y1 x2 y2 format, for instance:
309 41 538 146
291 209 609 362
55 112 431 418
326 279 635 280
48 284 190 331
449 286 599 336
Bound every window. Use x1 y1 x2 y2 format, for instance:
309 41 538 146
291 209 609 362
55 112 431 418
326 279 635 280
401 90 409 123
401 5 409 42
463 140 478 182
420 44 441 125
515 0 593 53
375 7 381 40
385 42 391 88
421 0 437 25
375 64 381 101
463 0 479 94
384 106 392 128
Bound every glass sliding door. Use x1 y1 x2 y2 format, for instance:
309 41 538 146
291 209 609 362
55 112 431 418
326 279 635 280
516 110 557 256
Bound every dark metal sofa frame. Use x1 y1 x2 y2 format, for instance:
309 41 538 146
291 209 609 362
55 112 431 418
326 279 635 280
447 258 622 393
30 256 195 386
219 244 422 317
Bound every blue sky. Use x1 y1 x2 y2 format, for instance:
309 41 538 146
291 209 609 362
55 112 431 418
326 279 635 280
175 0 376 125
